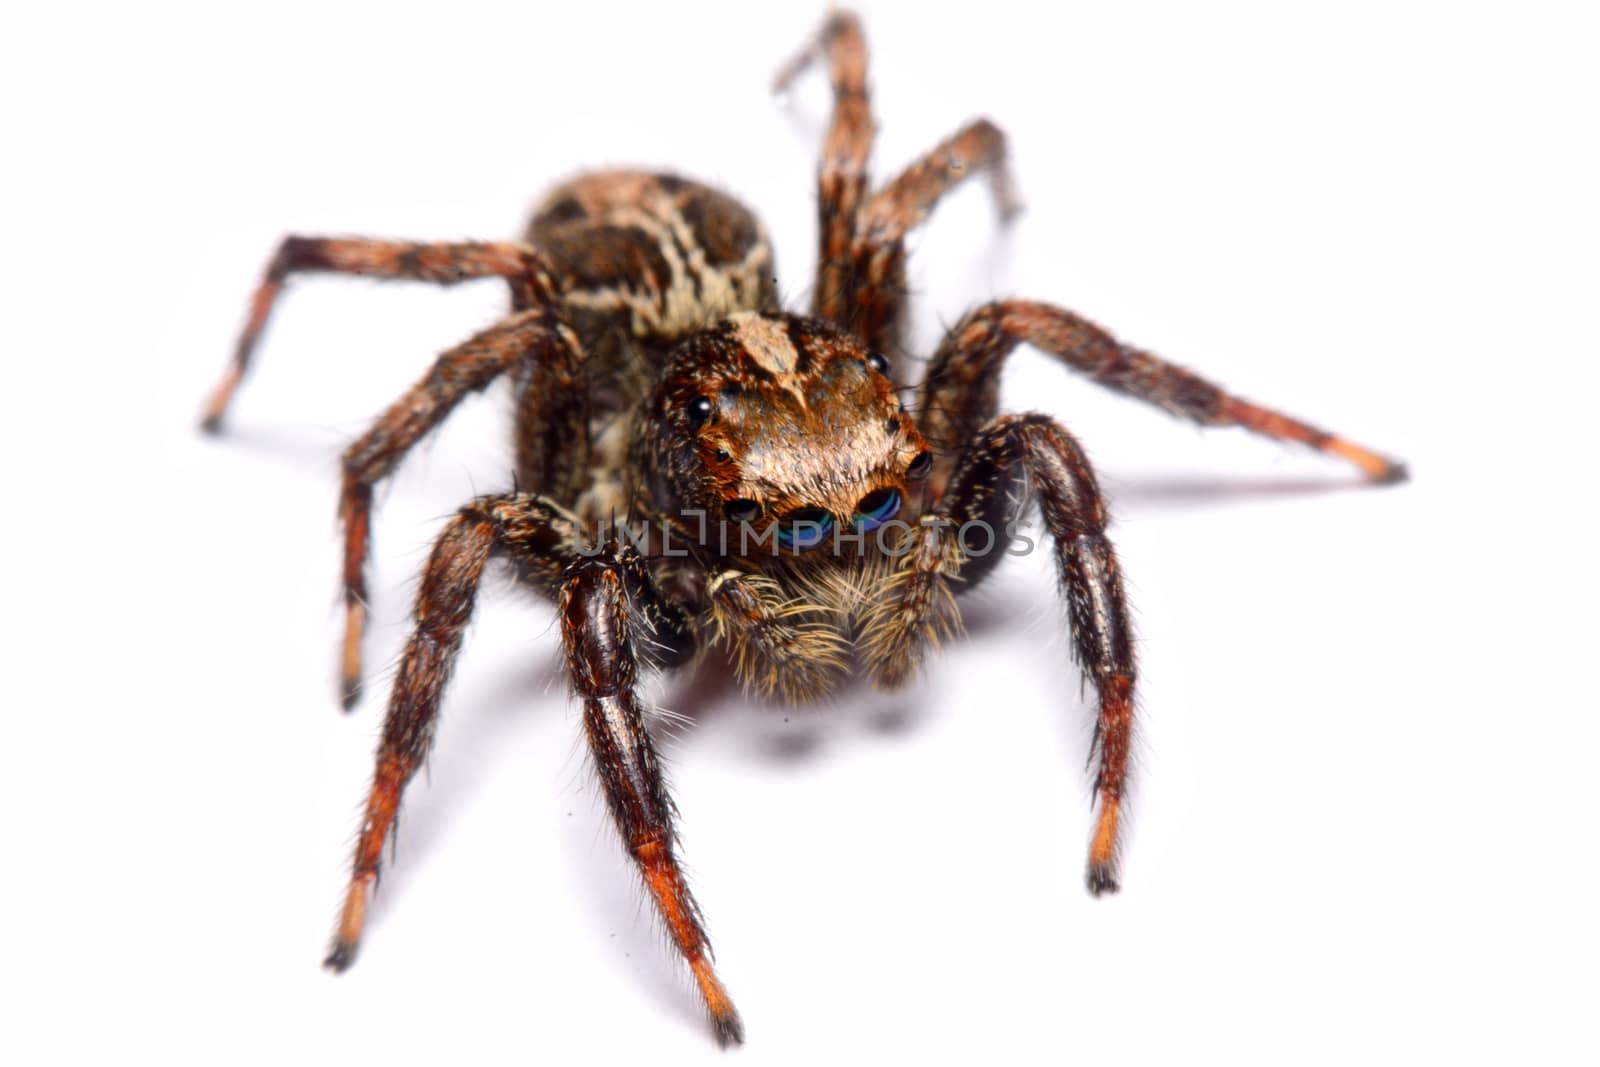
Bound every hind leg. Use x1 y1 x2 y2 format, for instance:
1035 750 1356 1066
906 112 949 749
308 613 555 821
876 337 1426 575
775 11 874 336
848 119 1020 359
777 16 1018 360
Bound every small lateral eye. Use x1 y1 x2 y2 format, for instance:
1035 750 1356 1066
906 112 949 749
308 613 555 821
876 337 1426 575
714 448 731 463
907 450 933 480
686 396 713 428
866 352 890 376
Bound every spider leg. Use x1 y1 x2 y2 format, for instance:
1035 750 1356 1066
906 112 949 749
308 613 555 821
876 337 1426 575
861 414 1135 893
775 11 875 336
335 308 586 708
918 299 1409 489
326 493 585 970
327 494 735 1041
847 119 1020 358
200 237 561 430
563 558 742 1045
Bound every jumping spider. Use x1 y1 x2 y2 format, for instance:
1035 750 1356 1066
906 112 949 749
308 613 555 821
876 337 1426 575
200 11 1405 1047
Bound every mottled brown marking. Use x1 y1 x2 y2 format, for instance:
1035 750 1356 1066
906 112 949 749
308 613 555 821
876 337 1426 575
680 186 761 265
544 224 672 295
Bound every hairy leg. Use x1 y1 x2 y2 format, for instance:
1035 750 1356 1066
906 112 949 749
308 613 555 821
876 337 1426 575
325 493 584 970
562 557 742 1045
918 299 1408 490
326 495 735 1041
775 11 874 334
336 308 586 708
863 414 1135 893
200 237 560 430
848 119 1020 356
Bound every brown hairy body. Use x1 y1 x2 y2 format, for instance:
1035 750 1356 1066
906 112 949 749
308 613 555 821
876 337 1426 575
199 11 1405 1046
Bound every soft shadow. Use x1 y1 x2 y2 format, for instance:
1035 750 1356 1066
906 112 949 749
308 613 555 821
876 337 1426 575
203 420 348 472
658 645 843 764
1104 470 1385 516
365 647 568 928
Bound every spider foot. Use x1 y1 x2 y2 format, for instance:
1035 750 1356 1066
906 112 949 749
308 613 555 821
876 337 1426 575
323 938 359 973
1086 793 1123 897
688 956 745 1047
711 1008 746 1049
325 876 373 972
1085 861 1121 897
1373 458 1411 486
198 364 244 435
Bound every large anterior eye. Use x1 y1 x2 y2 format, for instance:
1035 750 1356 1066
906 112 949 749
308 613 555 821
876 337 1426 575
775 507 835 552
853 488 901 533
866 352 890 376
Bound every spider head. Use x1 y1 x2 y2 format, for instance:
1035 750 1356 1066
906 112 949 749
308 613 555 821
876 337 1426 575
647 311 933 559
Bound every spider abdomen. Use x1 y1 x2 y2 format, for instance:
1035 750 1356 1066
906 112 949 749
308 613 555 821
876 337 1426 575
526 170 778 348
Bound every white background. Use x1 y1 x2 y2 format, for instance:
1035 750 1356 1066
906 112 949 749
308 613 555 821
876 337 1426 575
4 1 1597 1063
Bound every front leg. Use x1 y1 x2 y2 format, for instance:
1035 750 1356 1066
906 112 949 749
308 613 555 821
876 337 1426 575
326 496 738 1042
562 557 743 1046
862 414 1135 893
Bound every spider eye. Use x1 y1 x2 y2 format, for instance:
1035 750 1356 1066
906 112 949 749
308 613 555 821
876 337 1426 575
866 352 890 376
907 451 933 480
686 396 713 428
775 507 834 552
724 498 759 523
853 488 901 533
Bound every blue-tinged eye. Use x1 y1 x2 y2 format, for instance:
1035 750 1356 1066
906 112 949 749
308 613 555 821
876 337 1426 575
775 508 834 552
853 488 901 533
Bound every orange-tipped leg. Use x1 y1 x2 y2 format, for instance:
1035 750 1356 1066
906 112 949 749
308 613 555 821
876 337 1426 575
910 414 1140 899
637 838 744 1045
1086 671 1133 896
1087 795 1124 896
564 560 741 1045
324 757 405 971
919 299 1410 490
1219 397 1409 485
200 272 283 433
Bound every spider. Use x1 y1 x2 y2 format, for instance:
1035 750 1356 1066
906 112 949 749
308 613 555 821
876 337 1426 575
199 11 1405 1047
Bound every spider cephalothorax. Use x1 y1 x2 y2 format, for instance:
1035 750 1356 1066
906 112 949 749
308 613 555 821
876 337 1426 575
641 311 931 557
199 10 1404 1047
